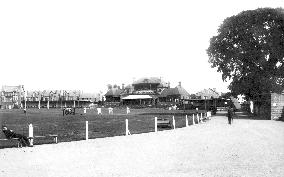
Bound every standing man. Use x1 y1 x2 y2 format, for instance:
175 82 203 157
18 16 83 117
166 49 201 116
231 107 234 123
227 107 233 124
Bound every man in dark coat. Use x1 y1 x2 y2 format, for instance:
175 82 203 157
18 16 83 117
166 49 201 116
2 125 30 147
227 107 233 124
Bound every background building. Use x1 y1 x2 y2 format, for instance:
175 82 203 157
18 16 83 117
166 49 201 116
0 85 101 109
105 77 190 107
0 85 24 109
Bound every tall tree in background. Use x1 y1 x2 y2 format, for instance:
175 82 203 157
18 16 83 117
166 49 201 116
207 8 284 103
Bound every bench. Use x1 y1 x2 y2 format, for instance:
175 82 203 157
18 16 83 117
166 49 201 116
198 112 212 122
47 134 58 143
157 118 172 128
198 117 205 123
30 134 58 144
197 113 208 123
206 111 212 120
0 138 22 148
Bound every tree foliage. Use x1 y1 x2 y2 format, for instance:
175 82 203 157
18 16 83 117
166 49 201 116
207 8 284 101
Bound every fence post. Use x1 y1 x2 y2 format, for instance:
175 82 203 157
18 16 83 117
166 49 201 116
197 114 199 124
84 107 87 114
126 119 129 136
186 115 188 127
200 113 203 123
173 116 175 129
86 121 88 140
155 117 157 132
29 124 33 146
192 114 195 125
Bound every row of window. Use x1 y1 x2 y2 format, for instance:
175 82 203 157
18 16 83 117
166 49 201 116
1 96 19 102
2 93 18 97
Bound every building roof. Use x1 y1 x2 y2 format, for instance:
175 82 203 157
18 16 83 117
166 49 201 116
105 88 123 97
68 90 80 97
124 84 133 89
1 85 22 92
196 88 220 99
26 91 34 97
41 90 52 97
159 85 189 97
33 91 42 97
157 81 169 88
61 90 81 97
159 88 174 97
175 86 190 97
80 93 98 98
79 92 99 102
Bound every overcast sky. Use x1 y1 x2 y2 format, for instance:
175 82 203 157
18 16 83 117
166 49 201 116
0 0 283 94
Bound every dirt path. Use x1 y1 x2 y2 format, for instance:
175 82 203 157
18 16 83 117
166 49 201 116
1 112 284 177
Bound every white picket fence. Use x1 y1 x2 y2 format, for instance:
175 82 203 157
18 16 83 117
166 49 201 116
26 111 213 146
84 111 213 138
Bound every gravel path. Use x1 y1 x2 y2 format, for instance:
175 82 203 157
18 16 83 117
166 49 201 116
1 112 284 177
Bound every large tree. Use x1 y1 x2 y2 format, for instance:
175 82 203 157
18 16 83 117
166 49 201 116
207 8 284 102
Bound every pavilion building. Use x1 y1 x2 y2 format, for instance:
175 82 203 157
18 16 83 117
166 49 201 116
104 77 190 107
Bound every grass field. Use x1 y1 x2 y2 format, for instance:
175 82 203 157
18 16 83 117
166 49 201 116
0 108 207 148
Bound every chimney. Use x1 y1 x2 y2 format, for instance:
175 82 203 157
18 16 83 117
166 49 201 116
168 82 170 88
178 82 181 87
122 83 125 90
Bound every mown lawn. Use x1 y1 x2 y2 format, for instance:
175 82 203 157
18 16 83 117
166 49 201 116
0 108 207 148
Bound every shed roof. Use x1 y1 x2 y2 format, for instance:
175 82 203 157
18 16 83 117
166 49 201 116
121 95 153 100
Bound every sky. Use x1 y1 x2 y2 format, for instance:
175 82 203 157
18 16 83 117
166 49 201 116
0 0 283 94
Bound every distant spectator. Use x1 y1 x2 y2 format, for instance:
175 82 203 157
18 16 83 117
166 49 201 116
231 108 234 123
227 107 234 125
2 125 30 147
97 107 102 115
108 107 113 114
